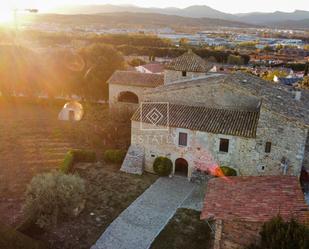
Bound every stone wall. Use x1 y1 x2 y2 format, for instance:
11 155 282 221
214 219 261 249
255 107 308 176
164 70 206 84
109 84 151 105
131 107 308 177
131 121 257 178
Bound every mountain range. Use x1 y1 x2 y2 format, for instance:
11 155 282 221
26 12 257 30
50 4 309 29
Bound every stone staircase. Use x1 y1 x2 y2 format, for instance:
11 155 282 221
120 145 144 175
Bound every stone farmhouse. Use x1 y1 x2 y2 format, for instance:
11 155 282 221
108 50 309 179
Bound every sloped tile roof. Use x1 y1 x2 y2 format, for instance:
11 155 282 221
201 176 309 224
132 103 259 138
165 50 213 72
138 63 164 74
107 71 164 87
225 72 309 125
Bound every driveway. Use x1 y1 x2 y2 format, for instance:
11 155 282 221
91 176 198 249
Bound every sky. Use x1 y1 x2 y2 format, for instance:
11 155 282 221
1 0 309 15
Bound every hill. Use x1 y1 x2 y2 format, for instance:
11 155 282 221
268 19 309 30
236 10 309 24
49 4 309 29
25 12 257 30
52 4 236 20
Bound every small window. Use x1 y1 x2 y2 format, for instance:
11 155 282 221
151 154 155 158
182 71 187 77
265 142 272 153
219 138 229 153
178 132 188 146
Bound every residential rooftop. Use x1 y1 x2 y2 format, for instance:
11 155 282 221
132 103 260 138
107 70 164 87
201 176 309 224
165 50 213 73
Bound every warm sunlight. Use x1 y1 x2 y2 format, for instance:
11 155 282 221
0 10 14 24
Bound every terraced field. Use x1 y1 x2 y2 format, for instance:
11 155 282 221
0 101 131 225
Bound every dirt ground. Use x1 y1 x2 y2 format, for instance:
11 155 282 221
0 99 132 227
35 163 157 249
150 208 213 249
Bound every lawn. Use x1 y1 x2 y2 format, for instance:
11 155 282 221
150 208 213 249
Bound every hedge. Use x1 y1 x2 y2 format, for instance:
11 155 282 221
153 157 173 176
220 166 237 176
60 149 96 173
103 149 126 164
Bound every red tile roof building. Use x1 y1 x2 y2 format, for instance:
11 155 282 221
201 176 309 224
201 176 309 249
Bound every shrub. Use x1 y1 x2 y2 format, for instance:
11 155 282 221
60 149 96 173
219 166 237 176
104 149 126 163
153 157 172 176
23 172 86 229
60 151 74 173
246 216 309 249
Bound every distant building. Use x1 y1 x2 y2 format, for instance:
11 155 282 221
273 75 302 86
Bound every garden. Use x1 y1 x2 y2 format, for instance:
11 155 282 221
0 98 158 249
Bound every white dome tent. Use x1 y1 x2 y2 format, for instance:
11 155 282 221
58 101 84 121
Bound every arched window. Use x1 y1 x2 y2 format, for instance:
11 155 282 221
118 91 139 104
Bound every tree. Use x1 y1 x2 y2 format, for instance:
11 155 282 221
304 62 309 76
263 45 274 52
247 216 309 249
79 44 125 100
179 37 189 47
128 58 146 67
262 70 288 82
227 54 244 65
298 76 309 89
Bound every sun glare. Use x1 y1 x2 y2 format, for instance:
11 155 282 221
0 10 14 24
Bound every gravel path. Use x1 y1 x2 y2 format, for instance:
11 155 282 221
91 176 197 249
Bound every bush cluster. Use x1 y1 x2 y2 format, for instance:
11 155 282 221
23 172 86 229
247 216 309 249
153 157 173 176
60 149 96 173
103 149 126 164
219 166 237 176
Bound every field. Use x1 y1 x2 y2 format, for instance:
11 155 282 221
0 98 132 226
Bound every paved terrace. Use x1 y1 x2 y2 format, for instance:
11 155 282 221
91 176 198 249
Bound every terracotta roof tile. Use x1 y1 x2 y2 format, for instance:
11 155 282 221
107 71 164 87
132 103 259 138
138 63 164 74
201 176 309 224
166 50 213 73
